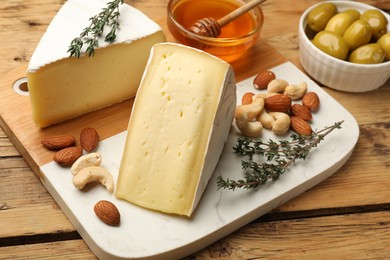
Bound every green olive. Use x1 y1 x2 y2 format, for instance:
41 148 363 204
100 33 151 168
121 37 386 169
349 43 385 64
360 9 388 40
377 33 390 60
325 13 355 36
342 9 360 21
313 31 349 60
343 19 372 50
307 3 338 32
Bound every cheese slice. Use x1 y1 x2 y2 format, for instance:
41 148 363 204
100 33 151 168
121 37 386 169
27 0 165 127
116 43 237 217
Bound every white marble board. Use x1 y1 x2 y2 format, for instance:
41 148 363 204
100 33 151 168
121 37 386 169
40 61 359 259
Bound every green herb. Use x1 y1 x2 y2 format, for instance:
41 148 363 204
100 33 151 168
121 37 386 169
217 121 344 190
67 0 124 58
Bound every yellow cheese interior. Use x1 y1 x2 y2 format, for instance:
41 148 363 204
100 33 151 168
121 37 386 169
116 44 232 216
27 32 165 127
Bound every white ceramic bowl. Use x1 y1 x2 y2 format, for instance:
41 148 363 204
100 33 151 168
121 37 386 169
299 1 390 92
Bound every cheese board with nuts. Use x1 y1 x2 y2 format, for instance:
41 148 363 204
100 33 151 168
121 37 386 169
0 59 359 259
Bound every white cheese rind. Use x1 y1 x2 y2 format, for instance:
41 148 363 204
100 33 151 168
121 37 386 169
116 43 237 217
28 0 163 71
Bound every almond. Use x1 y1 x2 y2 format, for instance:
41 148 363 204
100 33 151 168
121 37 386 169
94 200 120 226
53 146 83 166
264 94 291 112
241 92 255 105
253 70 276 89
41 135 75 150
80 127 99 152
290 116 312 136
302 92 320 111
290 104 313 121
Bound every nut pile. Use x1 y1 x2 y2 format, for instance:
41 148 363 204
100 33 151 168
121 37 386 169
41 127 119 226
41 127 115 192
71 152 114 193
235 70 320 137
41 127 99 166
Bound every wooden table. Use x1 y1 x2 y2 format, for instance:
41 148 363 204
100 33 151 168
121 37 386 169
1 0 390 258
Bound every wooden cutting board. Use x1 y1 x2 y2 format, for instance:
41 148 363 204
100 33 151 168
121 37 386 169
0 17 286 180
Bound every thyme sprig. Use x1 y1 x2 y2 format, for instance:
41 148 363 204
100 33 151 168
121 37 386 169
68 0 124 58
217 121 344 190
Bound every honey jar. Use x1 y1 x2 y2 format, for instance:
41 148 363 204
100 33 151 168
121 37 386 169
167 0 264 62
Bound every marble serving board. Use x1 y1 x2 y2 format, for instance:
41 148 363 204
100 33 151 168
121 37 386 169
34 61 359 259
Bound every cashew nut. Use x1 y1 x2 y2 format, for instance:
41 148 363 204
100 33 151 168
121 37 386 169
71 152 102 175
236 116 263 137
267 79 289 93
253 92 278 100
257 110 275 130
269 112 291 135
235 97 265 137
284 81 307 100
73 166 114 193
235 96 264 122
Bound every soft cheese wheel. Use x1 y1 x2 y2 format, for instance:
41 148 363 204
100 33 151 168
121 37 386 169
116 43 237 217
27 0 165 127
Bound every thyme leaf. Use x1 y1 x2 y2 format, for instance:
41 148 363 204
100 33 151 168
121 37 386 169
217 121 344 190
67 0 124 58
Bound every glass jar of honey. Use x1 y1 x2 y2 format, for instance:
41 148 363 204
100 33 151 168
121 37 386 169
167 0 264 62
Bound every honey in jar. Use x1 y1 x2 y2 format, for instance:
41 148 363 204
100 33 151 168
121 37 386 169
167 0 264 62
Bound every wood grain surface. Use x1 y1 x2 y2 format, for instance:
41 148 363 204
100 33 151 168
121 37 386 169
1 0 390 259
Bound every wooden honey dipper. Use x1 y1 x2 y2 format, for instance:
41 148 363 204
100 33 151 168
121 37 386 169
189 0 267 38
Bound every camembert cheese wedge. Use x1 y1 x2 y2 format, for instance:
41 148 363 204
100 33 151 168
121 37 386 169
27 0 165 127
116 43 237 217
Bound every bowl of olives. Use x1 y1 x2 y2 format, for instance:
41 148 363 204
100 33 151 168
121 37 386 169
299 1 390 92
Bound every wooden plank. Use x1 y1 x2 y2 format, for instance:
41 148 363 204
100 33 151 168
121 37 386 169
0 240 96 260
279 122 390 212
0 211 389 259
188 210 390 259
321 87 390 124
0 130 20 157
0 166 74 238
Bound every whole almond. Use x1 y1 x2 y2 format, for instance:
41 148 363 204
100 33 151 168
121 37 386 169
242 92 255 105
302 92 320 111
264 94 292 112
290 116 312 135
41 135 75 150
94 200 120 226
80 127 99 152
290 104 313 121
253 70 276 89
53 146 83 166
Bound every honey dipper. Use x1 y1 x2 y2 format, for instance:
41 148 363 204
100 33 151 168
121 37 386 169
189 0 267 37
